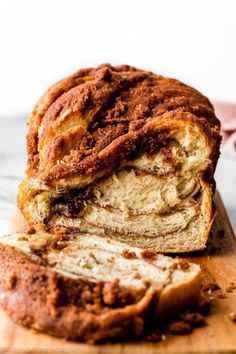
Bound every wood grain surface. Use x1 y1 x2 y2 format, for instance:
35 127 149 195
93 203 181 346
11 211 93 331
1 191 236 354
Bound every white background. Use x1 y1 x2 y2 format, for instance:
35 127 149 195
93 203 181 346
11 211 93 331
0 0 235 234
0 0 235 117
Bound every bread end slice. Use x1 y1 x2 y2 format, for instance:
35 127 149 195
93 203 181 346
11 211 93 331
0 232 201 342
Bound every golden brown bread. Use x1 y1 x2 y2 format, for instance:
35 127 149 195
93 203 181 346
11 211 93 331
17 64 221 252
0 232 201 342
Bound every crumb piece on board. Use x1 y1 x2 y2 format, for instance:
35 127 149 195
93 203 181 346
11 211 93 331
229 312 236 322
168 321 192 335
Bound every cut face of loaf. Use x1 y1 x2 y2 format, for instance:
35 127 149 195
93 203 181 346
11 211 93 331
17 64 221 252
0 232 201 341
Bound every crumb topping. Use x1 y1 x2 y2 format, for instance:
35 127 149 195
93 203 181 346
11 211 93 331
122 249 137 259
141 249 157 260
25 64 220 183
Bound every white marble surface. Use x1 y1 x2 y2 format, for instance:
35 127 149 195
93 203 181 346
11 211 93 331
0 116 235 235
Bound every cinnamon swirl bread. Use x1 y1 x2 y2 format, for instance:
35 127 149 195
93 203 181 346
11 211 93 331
0 232 201 341
18 64 221 252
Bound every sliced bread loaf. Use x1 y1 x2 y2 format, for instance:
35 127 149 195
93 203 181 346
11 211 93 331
18 64 221 252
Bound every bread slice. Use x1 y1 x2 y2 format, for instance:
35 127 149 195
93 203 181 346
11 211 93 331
0 232 201 342
17 64 221 252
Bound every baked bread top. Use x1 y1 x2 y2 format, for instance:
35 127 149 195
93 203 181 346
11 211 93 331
26 64 221 186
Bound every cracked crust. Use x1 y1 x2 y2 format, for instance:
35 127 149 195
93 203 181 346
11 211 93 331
25 63 220 183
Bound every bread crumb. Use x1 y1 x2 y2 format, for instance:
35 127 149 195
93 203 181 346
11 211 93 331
226 282 236 293
168 321 192 335
177 259 189 271
122 249 137 259
170 259 189 271
180 312 206 327
4 273 17 290
141 249 157 260
24 225 36 234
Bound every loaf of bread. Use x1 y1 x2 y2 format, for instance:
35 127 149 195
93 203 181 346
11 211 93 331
0 232 201 341
18 64 221 252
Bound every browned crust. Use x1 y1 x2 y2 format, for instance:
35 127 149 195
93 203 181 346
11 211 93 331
0 243 153 342
26 64 221 182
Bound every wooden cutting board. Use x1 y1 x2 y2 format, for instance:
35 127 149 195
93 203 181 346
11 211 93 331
1 191 236 354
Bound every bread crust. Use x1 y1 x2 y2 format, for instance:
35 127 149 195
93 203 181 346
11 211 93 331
25 64 220 182
0 239 201 342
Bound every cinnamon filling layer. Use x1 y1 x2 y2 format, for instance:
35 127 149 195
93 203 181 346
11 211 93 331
25 125 211 241
51 186 94 218
46 138 198 221
45 168 202 238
